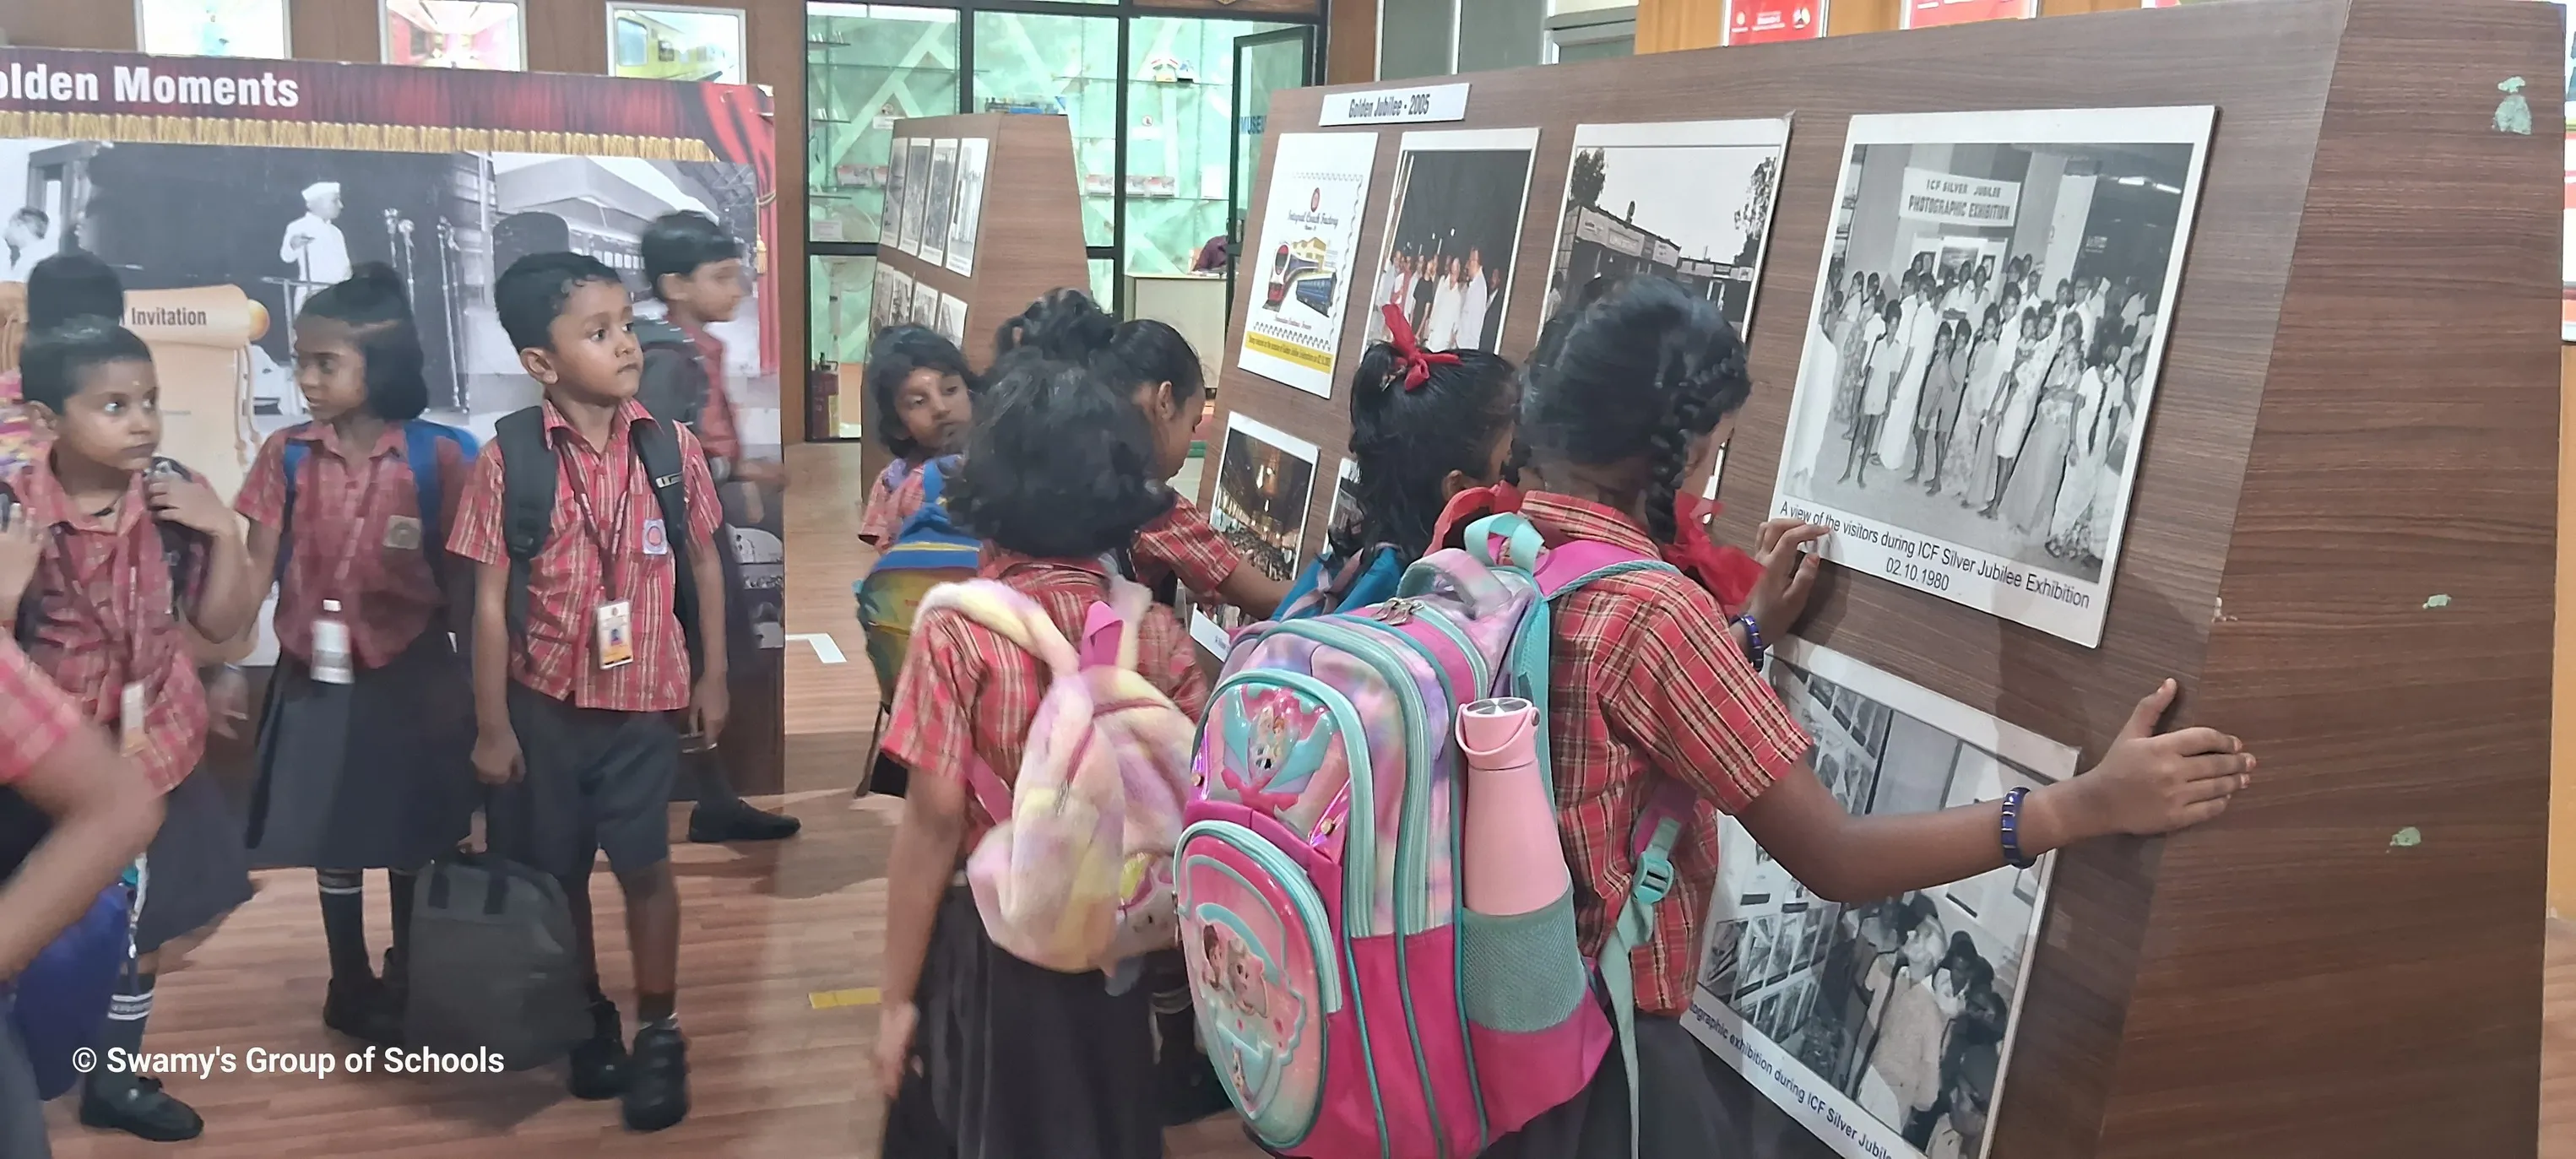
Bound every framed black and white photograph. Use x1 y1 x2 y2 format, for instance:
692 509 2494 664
945 137 990 276
896 138 933 256
935 292 968 349
1687 637 2078 1159
1360 127 1539 355
919 138 958 267
910 279 939 330
1689 638 2071 1159
884 138 914 256
1539 118 1790 339
1769 107 2213 647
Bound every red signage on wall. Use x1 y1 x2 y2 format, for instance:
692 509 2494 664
1902 0 2035 28
1725 0 1828 45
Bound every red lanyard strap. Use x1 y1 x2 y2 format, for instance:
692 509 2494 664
560 432 636 602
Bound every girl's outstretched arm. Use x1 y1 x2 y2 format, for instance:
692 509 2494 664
1736 681 2253 904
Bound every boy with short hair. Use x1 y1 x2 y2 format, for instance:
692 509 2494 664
636 209 795 844
0 319 263 1144
447 252 727 1132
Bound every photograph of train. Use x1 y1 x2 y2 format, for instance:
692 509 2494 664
609 4 748 84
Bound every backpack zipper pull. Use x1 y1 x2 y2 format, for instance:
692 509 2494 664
1377 597 1420 625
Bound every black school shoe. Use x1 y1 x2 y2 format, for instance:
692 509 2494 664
621 1024 690 1132
322 975 404 1047
79 1074 204 1142
686 796 802 843
568 999 631 1100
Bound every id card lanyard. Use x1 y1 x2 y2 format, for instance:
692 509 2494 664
563 437 637 671
309 449 391 685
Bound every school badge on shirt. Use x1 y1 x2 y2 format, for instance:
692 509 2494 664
383 515 423 551
641 517 670 556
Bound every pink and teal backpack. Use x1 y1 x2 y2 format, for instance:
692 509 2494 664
1178 512 1696 1158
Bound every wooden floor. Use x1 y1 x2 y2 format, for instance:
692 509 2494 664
41 443 2576 1156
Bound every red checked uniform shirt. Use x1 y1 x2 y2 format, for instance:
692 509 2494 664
446 400 724 713
1521 490 1811 1017
857 459 930 548
3 459 208 794
0 636 86 788
235 421 469 669
880 550 1209 852
1131 496 1241 597
678 322 743 468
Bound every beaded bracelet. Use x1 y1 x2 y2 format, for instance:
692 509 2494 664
1998 786 2036 869
1738 613 1766 668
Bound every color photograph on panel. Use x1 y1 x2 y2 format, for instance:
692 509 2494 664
135 0 290 59
608 4 747 85
381 0 526 70
1361 127 1538 355
1540 118 1791 341
1239 131 1378 398
1771 106 2213 646
1194 413 1320 650
1689 637 2076 1159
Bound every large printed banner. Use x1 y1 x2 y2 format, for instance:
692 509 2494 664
0 47 789 782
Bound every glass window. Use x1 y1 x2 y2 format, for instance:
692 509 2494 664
1456 0 1541 72
1378 0 1454 80
1120 17 1295 277
808 5 962 246
811 254 879 440
973 12 1121 248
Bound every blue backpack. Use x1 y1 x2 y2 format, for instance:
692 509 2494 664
278 420 477 583
1275 543 1405 623
854 458 980 700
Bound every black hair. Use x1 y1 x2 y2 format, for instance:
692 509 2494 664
1890 894 1940 941
1331 340 1517 562
25 250 125 333
494 251 623 352
296 263 429 421
19 317 152 413
991 288 1114 366
865 323 977 458
1098 318 1206 403
640 210 741 301
1522 274 1751 547
8 207 45 232
946 356 1174 560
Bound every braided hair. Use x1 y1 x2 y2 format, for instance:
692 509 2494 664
1521 274 1752 545
1331 339 1518 562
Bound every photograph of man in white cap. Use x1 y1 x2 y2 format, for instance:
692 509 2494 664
278 181 350 316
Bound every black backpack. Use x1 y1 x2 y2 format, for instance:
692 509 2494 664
632 317 708 432
491 406 702 675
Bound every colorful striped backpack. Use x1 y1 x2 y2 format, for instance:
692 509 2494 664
913 577 1198 975
854 458 979 701
1178 512 1695 1158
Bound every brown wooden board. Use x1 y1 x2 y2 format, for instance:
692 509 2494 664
863 112 1091 490
1207 1 2557 1155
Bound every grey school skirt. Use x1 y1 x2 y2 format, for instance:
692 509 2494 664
137 766 254 954
246 631 476 873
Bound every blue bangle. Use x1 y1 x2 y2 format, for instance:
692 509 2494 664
1999 787 2036 869
1738 613 1766 665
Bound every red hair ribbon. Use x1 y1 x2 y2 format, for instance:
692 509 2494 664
1429 480 1525 553
1667 493 1765 615
1379 303 1461 392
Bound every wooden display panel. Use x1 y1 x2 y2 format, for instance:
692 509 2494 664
863 112 1091 488
1204 1 2557 1155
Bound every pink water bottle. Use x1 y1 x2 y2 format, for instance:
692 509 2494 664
1457 697 1570 917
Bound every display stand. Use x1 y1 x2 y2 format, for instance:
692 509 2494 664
1205 0 2557 1154
864 111 1090 488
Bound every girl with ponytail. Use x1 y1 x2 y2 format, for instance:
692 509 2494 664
1485 274 2256 1156
1278 303 1519 618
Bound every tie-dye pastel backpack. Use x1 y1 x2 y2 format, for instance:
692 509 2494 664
1177 512 1695 1158
914 576 1198 976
